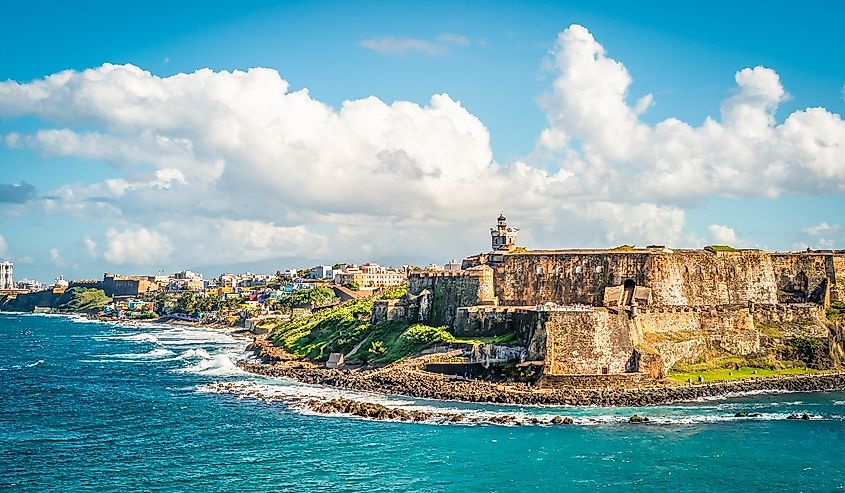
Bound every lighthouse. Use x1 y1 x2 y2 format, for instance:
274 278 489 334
490 213 518 252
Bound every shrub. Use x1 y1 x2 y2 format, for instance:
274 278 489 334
369 341 386 356
400 324 455 345
787 336 822 364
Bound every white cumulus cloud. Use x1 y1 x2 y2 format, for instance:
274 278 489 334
0 24 842 269
104 227 173 266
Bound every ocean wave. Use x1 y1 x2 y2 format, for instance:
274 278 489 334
687 388 796 402
177 351 246 376
178 348 213 360
153 327 239 346
100 348 176 360
93 333 159 343
1 359 46 371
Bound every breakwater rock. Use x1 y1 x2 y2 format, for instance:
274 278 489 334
205 381 576 426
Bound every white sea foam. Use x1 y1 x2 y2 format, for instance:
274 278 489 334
179 348 213 360
103 348 176 360
93 333 159 343
147 327 239 346
177 351 246 376
1 359 46 371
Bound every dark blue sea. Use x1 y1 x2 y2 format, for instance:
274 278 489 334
2 313 844 492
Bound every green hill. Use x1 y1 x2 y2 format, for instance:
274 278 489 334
268 286 454 363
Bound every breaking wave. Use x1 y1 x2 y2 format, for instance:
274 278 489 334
0 359 45 371
178 352 245 376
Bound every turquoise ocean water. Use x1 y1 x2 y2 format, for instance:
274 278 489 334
1 312 844 492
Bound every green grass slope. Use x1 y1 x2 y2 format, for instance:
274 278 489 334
268 285 455 364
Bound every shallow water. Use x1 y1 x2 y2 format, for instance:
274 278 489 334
2 313 844 491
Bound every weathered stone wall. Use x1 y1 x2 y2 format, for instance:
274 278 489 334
542 309 639 375
492 252 651 307
407 266 496 327
645 251 778 306
635 305 755 335
489 250 783 307
453 306 539 338
771 253 837 302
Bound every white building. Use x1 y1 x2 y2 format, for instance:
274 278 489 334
16 278 44 292
444 259 462 271
311 265 338 280
174 270 202 280
0 261 13 290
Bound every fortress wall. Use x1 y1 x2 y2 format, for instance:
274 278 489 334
833 255 845 278
750 303 828 337
492 253 651 306
542 309 639 375
771 253 835 302
409 268 495 327
635 306 755 335
645 251 778 306
453 306 538 338
492 250 779 307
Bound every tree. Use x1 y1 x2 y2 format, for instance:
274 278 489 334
176 291 198 315
344 280 360 291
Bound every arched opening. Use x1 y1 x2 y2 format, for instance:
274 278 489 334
623 279 636 306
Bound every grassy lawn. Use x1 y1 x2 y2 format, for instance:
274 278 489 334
667 366 819 384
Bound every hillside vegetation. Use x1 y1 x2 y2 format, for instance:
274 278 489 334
58 288 111 312
268 285 455 363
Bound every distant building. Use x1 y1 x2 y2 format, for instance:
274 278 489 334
335 262 406 288
16 278 44 292
281 269 298 279
52 276 69 294
174 270 202 280
444 259 462 271
102 273 158 297
0 261 13 290
310 265 338 280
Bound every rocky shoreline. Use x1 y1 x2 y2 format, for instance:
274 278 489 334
240 336 845 407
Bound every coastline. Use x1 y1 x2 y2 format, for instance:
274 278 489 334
239 335 845 408
1 309 252 342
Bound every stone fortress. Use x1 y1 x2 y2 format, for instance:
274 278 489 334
373 214 845 383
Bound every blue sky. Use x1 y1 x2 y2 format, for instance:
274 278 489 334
1 0 843 282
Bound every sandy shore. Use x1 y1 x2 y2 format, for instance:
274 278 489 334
240 336 845 407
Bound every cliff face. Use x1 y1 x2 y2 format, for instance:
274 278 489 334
0 291 65 312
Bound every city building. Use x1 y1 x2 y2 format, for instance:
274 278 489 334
444 259 462 271
310 265 338 280
0 261 13 290
335 262 406 288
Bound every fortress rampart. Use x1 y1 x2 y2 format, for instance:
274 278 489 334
373 215 845 382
